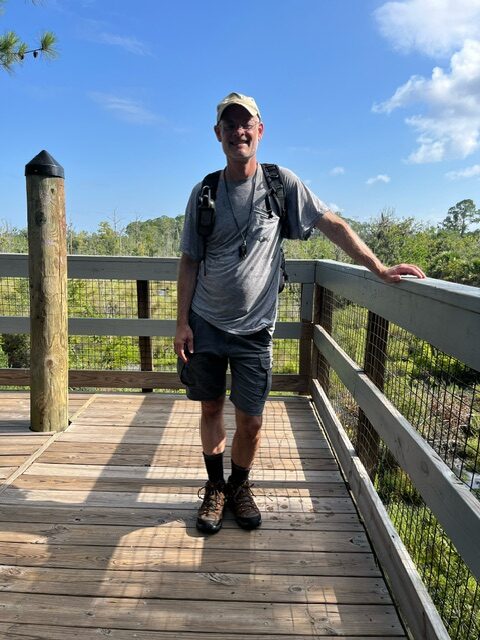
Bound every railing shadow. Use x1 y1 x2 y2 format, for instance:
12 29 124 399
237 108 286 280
0 393 239 634
0 391 404 637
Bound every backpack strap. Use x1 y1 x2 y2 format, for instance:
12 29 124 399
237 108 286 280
197 170 221 273
197 170 221 236
201 170 222 203
261 163 289 237
261 163 289 290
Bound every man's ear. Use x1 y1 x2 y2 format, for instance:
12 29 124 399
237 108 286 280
214 124 222 141
257 122 264 140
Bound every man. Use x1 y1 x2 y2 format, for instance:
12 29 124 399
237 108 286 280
174 92 425 535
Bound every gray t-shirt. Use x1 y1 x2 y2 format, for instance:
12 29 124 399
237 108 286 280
180 165 329 335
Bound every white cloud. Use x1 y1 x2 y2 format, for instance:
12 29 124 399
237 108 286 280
445 164 480 179
77 18 151 56
374 0 480 57
373 39 480 162
96 32 151 56
330 166 345 176
89 93 161 125
366 174 391 185
374 0 480 164
328 202 343 212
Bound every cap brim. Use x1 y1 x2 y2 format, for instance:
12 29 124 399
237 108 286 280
217 102 259 123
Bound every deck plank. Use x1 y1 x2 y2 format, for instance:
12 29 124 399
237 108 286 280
0 565 391 602
0 593 405 635
0 626 401 640
0 628 403 640
0 394 95 485
0 392 407 638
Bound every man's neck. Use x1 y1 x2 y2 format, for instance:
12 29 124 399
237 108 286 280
225 158 258 181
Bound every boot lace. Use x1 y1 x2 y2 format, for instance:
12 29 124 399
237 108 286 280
198 481 224 516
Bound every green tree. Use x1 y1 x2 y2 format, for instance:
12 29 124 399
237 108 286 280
358 208 431 269
441 199 480 237
0 334 29 367
0 0 56 72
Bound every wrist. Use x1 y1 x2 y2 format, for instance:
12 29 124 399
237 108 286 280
368 259 387 277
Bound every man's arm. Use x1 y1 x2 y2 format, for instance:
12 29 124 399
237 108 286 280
174 252 200 363
316 211 426 283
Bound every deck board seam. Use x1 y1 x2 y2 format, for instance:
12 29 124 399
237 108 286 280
0 394 97 495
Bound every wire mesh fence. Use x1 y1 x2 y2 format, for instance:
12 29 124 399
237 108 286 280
0 277 302 388
319 288 479 640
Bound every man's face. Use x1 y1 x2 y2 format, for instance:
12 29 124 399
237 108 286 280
214 104 264 163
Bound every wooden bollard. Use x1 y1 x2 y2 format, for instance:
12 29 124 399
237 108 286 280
25 150 68 432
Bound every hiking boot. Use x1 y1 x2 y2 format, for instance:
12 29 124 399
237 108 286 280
227 479 262 530
196 480 226 534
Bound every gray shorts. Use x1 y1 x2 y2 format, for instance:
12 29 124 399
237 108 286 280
177 310 273 416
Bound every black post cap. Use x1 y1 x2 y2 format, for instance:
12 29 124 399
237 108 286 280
25 150 64 178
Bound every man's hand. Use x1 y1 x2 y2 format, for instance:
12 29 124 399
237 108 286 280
377 264 426 283
174 323 194 363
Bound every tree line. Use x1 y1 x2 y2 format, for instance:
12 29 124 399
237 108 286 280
0 199 479 286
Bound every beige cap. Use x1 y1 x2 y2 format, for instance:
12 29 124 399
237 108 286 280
216 92 261 123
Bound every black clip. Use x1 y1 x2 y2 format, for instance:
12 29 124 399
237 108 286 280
197 185 216 237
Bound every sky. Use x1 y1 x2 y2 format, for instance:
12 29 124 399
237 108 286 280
1 0 480 232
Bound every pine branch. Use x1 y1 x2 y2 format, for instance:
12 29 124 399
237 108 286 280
0 30 57 71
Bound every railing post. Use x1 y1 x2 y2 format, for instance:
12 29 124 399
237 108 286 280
314 284 333 393
25 151 68 432
299 282 314 394
137 279 153 392
356 311 389 478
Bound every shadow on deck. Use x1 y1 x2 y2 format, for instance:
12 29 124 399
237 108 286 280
0 391 406 639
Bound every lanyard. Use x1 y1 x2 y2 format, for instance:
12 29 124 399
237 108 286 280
223 165 258 260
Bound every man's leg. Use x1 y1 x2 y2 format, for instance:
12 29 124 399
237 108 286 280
194 396 228 534
200 396 227 456
200 395 227 493
231 408 262 469
194 393 227 535
227 330 272 530
227 408 264 530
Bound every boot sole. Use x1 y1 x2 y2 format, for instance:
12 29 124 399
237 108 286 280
235 516 261 530
196 519 223 534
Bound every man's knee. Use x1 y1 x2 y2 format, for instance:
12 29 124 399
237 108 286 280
235 410 263 439
201 396 225 419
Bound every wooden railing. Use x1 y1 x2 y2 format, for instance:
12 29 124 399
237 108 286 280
0 252 479 640
311 260 480 640
0 254 314 392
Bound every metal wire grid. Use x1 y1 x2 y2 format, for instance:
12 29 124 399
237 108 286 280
0 278 301 380
323 291 480 640
386 325 480 493
326 293 480 494
0 277 30 315
275 283 301 374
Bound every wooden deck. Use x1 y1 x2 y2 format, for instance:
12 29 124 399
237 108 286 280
0 392 406 639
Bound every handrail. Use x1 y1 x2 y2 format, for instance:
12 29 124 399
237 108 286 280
314 323 480 580
313 261 480 579
0 254 314 393
311 259 479 640
316 260 480 371
0 253 316 283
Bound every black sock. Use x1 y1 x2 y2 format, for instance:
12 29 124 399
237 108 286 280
229 459 250 486
203 452 224 484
